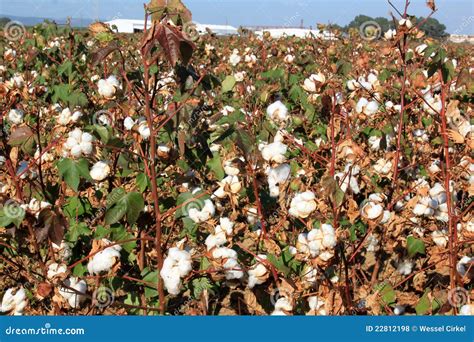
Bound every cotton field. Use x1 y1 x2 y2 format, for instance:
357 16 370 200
0 0 473 317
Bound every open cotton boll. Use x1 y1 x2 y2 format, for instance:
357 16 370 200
266 163 291 197
211 246 244 280
229 52 241 66
459 304 473 316
308 296 326 315
266 100 288 122
398 18 413 29
90 161 111 181
302 264 318 285
394 305 405 315
98 75 120 98
260 141 288 164
123 117 136 130
361 197 385 220
247 207 259 225
429 183 447 204
160 248 192 295
247 255 269 288
456 256 473 277
335 164 360 194
213 175 242 198
289 191 317 219
373 158 393 175
52 241 72 261
384 29 397 40
412 196 438 216
87 241 122 275
397 259 414 275
47 263 67 279
1 287 27 315
302 73 325 93
431 230 448 247
137 117 151 139
8 109 24 125
188 199 215 223
59 277 87 308
271 297 293 316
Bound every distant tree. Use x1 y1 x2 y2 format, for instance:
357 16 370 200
416 17 448 38
0 17 11 28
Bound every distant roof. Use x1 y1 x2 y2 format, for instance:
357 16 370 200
104 19 238 34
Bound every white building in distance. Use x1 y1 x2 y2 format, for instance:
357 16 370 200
105 19 238 36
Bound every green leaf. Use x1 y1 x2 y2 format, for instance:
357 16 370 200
67 222 91 242
375 283 396 306
57 158 90 192
191 277 215 299
207 152 225 181
415 291 441 315
0 204 25 228
105 190 144 225
136 173 150 193
141 268 159 299
407 236 426 258
221 75 236 93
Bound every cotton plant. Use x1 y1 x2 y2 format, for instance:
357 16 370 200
160 247 193 295
265 163 291 197
247 255 270 288
355 97 379 116
213 175 242 199
266 100 289 123
47 262 68 280
90 161 111 182
360 193 390 223
211 247 244 280
57 108 82 126
188 199 216 223
1 287 27 315
7 109 24 125
334 164 360 194
87 239 122 275
289 191 317 219
296 224 337 261
97 75 121 98
62 128 94 158
205 217 234 250
59 277 87 308
271 297 293 316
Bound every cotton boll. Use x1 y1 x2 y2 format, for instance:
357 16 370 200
456 256 473 277
364 101 379 116
52 241 73 261
98 75 120 98
138 118 151 139
247 255 269 288
260 141 288 164
247 207 258 225
271 297 293 315
47 263 67 279
399 18 413 29
213 175 242 198
160 248 193 295
459 304 473 315
361 201 384 220
87 241 122 275
302 73 325 93
124 117 136 130
356 98 368 113
229 52 241 66
222 257 244 280
266 164 291 197
188 199 215 223
373 158 393 175
397 259 414 275
384 29 397 40
302 264 318 285
266 101 289 122
308 296 326 315
432 230 448 247
90 161 111 181
368 135 382 151
59 277 87 308
289 191 317 219
394 305 405 315
8 109 24 125
1 287 27 315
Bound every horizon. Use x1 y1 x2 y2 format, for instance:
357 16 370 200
0 0 473 34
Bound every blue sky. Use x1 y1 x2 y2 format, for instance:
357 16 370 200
0 0 473 33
